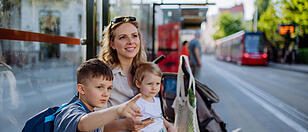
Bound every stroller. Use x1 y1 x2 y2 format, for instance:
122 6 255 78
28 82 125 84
153 55 227 132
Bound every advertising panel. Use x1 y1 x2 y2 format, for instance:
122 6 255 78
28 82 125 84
157 22 180 72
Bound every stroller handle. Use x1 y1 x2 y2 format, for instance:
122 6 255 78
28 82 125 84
153 55 166 64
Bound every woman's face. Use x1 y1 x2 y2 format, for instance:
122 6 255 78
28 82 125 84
111 23 140 61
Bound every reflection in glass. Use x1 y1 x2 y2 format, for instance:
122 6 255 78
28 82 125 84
109 0 153 58
0 0 85 131
39 11 61 59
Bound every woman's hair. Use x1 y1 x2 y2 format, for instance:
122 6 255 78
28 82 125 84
134 62 162 83
98 16 147 74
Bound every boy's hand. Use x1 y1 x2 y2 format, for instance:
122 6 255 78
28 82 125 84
116 93 143 118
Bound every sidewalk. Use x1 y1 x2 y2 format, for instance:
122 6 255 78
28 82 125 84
268 62 308 74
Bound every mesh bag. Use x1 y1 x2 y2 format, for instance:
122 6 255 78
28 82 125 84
172 55 200 132
157 55 227 132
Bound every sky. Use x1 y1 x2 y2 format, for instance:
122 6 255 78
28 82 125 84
207 0 256 20
152 0 256 20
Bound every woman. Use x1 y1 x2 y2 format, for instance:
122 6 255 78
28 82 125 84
99 16 175 132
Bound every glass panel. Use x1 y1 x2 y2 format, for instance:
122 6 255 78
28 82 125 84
245 34 265 53
109 0 153 60
0 0 85 131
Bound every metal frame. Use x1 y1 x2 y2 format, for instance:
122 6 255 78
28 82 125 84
86 0 95 60
86 0 109 60
102 0 109 30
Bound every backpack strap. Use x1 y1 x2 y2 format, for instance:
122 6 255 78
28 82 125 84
77 102 86 110
44 102 85 123
44 103 68 123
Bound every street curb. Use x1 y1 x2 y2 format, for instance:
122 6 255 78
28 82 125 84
268 63 308 74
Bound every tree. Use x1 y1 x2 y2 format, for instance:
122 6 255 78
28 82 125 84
259 0 308 45
213 12 245 40
258 2 283 45
255 0 270 20
281 0 308 37
257 0 308 63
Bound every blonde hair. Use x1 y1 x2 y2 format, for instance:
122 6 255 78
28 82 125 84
98 16 147 74
134 62 162 84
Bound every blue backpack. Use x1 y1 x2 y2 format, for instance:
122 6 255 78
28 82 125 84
22 103 68 132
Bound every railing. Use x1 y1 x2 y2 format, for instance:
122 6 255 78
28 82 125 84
0 27 80 45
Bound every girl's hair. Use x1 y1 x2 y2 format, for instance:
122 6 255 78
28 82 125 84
134 62 162 84
98 16 147 75
182 40 188 46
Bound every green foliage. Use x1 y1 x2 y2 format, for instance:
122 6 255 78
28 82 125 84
243 20 253 32
213 12 245 40
188 88 195 108
281 0 308 36
255 0 270 20
298 48 308 64
257 0 308 63
258 2 283 44
258 0 308 44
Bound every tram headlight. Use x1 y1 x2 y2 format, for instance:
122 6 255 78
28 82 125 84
244 53 249 58
262 53 267 58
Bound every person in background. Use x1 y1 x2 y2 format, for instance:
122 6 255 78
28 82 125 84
189 30 202 78
54 58 142 132
133 62 175 132
98 16 154 131
181 40 189 57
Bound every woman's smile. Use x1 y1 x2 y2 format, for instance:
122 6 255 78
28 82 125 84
125 46 136 52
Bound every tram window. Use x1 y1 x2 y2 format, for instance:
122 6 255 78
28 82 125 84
245 35 265 53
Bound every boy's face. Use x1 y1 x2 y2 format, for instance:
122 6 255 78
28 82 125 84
78 76 112 111
136 72 161 101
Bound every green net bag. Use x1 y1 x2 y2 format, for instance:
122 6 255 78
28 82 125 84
172 55 199 132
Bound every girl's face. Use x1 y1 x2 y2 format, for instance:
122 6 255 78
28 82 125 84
111 23 140 61
136 72 161 102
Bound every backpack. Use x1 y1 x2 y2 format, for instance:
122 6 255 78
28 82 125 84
22 99 86 132
22 103 68 132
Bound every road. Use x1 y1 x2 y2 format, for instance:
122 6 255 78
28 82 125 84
198 55 308 132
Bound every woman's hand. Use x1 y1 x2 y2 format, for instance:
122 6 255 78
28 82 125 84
126 117 154 131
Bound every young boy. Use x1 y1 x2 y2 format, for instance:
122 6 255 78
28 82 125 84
54 58 142 132
134 62 175 132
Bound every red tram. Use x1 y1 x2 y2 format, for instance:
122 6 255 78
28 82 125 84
215 31 268 65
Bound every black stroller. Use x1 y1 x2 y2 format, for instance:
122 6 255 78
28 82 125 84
153 55 227 132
